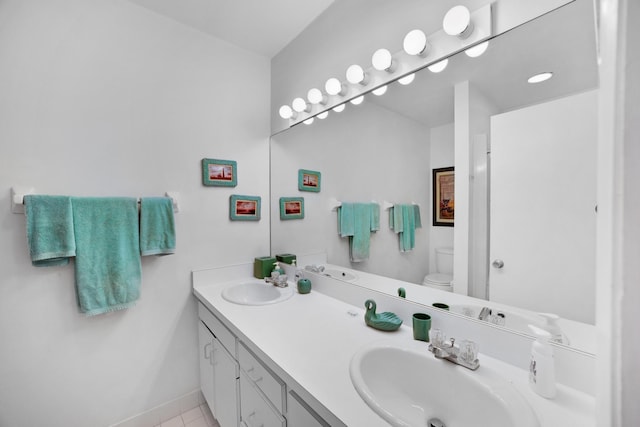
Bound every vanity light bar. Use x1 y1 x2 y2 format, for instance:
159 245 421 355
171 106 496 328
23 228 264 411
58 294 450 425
281 4 492 127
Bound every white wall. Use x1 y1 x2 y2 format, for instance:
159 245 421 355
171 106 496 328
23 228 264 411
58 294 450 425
271 102 431 284
0 1 270 426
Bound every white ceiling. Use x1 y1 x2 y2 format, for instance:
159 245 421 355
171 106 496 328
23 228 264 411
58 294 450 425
126 0 335 57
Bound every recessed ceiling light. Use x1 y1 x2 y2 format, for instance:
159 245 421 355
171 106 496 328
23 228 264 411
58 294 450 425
528 72 553 84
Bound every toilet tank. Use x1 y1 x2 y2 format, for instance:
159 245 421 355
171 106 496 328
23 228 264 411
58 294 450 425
435 247 454 274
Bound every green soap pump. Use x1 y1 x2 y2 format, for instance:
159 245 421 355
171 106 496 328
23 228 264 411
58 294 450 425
272 261 285 276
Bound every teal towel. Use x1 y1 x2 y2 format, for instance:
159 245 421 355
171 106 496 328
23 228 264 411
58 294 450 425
140 197 176 256
390 204 422 252
71 197 141 316
338 203 379 262
24 195 76 267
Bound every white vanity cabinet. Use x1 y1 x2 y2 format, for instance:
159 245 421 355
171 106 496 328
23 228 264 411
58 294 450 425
198 304 240 427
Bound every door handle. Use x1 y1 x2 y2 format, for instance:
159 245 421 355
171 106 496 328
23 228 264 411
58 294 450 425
492 259 504 269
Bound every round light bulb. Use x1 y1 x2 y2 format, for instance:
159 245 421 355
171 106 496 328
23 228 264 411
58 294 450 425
428 58 449 73
303 117 314 125
278 105 294 119
528 72 553 84
325 77 344 96
403 29 429 56
372 48 394 72
307 88 325 105
443 5 474 38
292 97 309 113
317 111 329 120
398 74 415 85
332 104 346 113
372 85 388 96
465 41 489 58
350 95 364 105
346 64 367 85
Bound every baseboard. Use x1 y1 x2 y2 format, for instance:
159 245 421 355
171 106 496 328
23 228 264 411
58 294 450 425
109 389 204 427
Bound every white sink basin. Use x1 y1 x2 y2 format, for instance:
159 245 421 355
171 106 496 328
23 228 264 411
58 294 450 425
221 280 294 305
350 342 540 427
322 268 358 282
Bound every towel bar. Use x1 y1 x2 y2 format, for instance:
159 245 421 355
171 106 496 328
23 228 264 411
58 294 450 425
10 187 180 214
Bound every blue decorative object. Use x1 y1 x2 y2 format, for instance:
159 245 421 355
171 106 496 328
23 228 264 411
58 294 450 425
364 299 402 331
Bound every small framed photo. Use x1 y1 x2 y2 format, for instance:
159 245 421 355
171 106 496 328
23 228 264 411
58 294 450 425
230 195 261 221
279 197 304 220
202 158 237 187
298 169 321 192
433 167 455 227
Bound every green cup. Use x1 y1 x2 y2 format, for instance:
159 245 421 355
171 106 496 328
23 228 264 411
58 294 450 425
432 302 450 311
398 287 406 298
412 313 431 342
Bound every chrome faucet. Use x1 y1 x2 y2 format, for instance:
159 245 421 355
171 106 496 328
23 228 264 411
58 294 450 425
428 329 480 370
265 273 289 288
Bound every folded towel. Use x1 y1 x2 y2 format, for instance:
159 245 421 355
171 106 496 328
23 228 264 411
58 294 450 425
338 202 379 262
71 197 141 316
390 204 422 252
24 195 76 267
140 197 176 256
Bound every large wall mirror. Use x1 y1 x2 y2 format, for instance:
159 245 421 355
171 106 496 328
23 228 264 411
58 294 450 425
270 0 598 354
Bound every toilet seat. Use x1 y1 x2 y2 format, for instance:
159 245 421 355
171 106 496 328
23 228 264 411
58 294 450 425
423 273 452 285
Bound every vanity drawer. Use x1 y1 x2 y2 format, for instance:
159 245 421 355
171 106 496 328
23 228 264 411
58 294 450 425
239 342 286 413
198 303 237 358
240 371 285 427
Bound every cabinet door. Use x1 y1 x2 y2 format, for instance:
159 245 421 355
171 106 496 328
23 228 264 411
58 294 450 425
212 338 240 427
240 372 285 427
198 321 215 410
287 390 330 427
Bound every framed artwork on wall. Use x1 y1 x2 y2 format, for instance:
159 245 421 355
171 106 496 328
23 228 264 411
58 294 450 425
298 169 321 192
279 197 304 220
229 195 261 221
202 158 237 187
433 167 455 227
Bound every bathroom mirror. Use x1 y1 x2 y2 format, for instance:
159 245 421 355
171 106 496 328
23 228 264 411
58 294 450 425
270 0 598 354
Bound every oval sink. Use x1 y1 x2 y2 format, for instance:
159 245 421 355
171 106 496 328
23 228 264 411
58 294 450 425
322 268 358 282
350 342 540 427
221 280 294 305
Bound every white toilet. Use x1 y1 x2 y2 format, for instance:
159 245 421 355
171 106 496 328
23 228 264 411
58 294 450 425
422 247 454 292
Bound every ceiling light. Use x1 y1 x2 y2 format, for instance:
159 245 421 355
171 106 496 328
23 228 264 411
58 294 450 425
465 41 489 58
317 111 329 119
278 105 295 120
398 74 415 85
528 72 553 83
372 48 395 72
307 88 326 105
325 77 346 96
350 95 364 105
332 104 346 113
428 59 448 73
372 86 388 96
403 29 429 56
292 97 310 113
443 5 474 39
346 64 369 85
303 118 314 125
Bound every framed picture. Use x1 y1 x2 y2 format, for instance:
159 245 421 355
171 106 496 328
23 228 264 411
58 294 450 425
298 169 321 192
433 167 454 227
279 197 304 220
202 158 237 187
229 195 261 221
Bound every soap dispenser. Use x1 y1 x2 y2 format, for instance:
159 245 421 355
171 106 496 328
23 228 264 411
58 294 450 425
528 325 557 399
292 260 303 283
272 261 285 276
539 313 569 345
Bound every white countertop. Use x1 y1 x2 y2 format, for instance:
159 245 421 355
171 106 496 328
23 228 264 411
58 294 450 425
193 268 595 427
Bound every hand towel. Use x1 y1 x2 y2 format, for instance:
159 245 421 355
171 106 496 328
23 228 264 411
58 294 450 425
24 195 75 267
338 202 379 262
71 197 141 316
140 197 176 256
390 204 422 252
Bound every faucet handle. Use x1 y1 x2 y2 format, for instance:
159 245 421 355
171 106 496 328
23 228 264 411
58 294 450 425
459 340 479 363
429 329 447 347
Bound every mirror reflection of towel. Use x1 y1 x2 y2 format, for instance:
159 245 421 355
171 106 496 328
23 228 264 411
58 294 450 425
390 204 422 252
338 203 380 262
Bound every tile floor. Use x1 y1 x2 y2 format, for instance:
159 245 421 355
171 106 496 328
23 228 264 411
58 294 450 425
154 403 219 427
